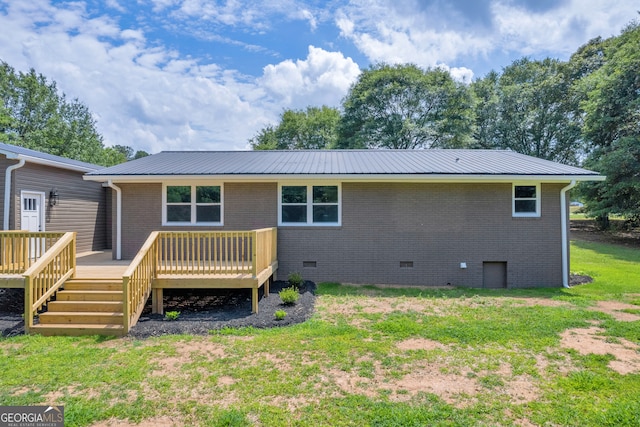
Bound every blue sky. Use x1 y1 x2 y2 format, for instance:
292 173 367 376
0 0 636 153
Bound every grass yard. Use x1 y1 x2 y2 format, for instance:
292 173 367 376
1 240 639 426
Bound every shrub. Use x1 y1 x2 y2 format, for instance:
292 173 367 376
279 286 299 305
164 311 180 321
288 272 303 288
274 310 287 320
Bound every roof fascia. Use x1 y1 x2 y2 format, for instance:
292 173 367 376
0 149 98 172
84 173 606 184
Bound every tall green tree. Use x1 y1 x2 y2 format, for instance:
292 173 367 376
338 64 474 149
472 58 584 164
577 22 640 225
0 61 120 166
250 106 340 150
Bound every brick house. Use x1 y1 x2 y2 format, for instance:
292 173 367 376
84 149 604 289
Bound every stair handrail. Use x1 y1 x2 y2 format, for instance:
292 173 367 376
122 231 159 332
23 232 77 333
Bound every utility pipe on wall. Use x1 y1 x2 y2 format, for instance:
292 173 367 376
106 180 122 260
560 180 576 288
3 158 25 230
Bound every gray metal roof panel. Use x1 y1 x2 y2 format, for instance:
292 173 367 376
86 149 601 177
0 142 104 171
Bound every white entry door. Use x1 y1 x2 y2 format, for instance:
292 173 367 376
21 191 44 232
20 191 45 258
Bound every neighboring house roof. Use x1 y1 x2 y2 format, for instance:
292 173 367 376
0 142 104 172
84 149 604 182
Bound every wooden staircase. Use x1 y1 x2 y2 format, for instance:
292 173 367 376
30 278 126 336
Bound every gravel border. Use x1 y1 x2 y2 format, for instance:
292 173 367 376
0 281 316 338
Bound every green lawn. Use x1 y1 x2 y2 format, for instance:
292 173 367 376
1 241 639 426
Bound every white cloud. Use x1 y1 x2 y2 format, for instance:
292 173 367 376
491 0 636 55
260 46 361 109
336 0 637 78
336 1 493 74
0 2 361 153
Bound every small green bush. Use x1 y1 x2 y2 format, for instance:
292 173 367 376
274 310 287 320
164 311 180 321
279 286 299 305
288 272 303 288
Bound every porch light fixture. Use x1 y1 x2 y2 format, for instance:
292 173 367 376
49 188 59 207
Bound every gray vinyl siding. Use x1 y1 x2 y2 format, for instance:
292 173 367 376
13 162 107 253
118 181 566 288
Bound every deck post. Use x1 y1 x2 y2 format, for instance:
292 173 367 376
252 287 258 313
23 276 32 334
152 288 164 315
122 276 130 333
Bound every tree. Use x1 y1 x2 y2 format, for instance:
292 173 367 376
472 58 584 164
112 144 149 161
577 21 640 225
250 106 341 150
338 64 474 149
0 61 123 166
470 70 500 149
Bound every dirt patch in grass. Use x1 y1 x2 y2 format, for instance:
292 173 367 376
560 326 640 374
587 301 640 322
396 338 448 351
150 338 226 376
91 416 185 427
393 367 481 405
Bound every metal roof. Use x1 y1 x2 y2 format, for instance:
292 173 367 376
0 142 104 172
85 149 602 179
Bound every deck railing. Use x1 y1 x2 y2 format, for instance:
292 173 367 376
122 231 159 332
122 228 278 332
23 232 76 333
0 231 66 274
253 227 278 277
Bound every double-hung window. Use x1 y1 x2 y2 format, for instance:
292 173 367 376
164 184 222 225
280 184 340 226
513 183 540 217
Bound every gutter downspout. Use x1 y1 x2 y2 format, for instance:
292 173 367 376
4 158 25 230
106 180 122 260
560 180 577 288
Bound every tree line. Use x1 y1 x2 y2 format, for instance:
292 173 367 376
250 21 640 227
0 61 148 166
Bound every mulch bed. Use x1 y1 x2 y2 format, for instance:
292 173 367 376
0 281 316 338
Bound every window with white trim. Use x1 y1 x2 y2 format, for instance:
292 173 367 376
280 184 340 226
513 184 540 217
163 184 222 225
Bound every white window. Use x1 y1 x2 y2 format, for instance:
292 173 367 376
279 184 341 226
513 183 540 217
163 184 223 225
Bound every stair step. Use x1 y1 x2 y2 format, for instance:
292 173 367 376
56 290 123 301
48 300 123 313
30 323 125 337
39 311 123 325
64 279 122 291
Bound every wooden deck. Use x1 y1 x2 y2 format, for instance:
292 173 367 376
76 251 130 278
0 229 278 335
